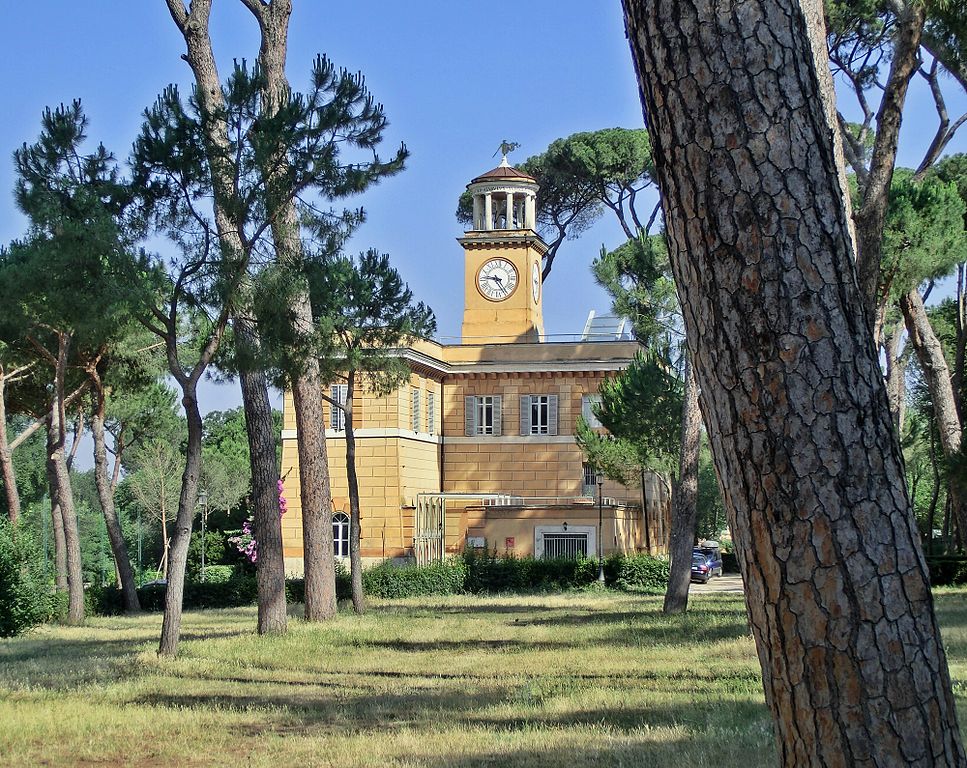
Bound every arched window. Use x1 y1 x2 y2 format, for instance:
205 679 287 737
332 512 350 558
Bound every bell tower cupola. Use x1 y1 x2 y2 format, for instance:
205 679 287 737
459 147 546 344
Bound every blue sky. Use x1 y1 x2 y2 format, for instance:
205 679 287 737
1 2 965 413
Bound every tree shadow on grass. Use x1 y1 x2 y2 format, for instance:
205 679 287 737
362 638 575 653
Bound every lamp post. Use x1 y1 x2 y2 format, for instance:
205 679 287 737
198 489 209 582
596 471 605 585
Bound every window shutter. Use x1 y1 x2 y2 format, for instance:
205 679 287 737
520 395 531 435
548 395 559 436
465 396 475 436
330 385 341 430
492 395 502 436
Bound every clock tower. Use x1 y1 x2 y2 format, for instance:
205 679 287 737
459 156 546 344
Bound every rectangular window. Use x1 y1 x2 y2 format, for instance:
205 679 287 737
582 394 603 428
330 384 347 431
465 395 502 436
427 391 435 435
520 394 558 435
542 533 588 560
411 388 421 433
582 463 596 497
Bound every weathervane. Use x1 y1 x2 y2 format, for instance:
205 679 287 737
493 139 521 163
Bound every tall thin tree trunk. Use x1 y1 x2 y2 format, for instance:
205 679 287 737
46 339 83 623
236 317 286 635
663 360 700 614
90 385 140 613
884 320 906 433
900 287 967 549
622 0 965 763
0 372 21 524
158 387 204 656
245 0 337 621
47 459 67 593
345 372 364 614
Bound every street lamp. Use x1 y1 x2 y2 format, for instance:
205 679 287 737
198 489 209 583
595 470 605 585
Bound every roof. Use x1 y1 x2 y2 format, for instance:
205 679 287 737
470 164 537 184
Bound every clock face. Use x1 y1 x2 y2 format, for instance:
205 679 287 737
532 262 541 303
477 258 518 301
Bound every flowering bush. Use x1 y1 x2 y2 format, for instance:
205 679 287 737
229 479 286 563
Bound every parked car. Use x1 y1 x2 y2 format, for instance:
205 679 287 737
691 547 723 583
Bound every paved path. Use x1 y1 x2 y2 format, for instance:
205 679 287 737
690 573 744 594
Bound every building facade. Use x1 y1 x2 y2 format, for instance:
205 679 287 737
279 157 670 572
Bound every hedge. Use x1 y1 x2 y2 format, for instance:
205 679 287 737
926 556 967 587
89 551 670 614
0 519 54 636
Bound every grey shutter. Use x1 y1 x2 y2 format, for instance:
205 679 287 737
548 394 559 436
520 395 531 435
330 385 340 430
465 396 475 436
492 395 502 436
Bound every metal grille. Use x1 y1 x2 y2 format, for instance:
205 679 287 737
542 533 588 560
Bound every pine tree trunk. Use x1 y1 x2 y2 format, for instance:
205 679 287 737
251 0 337 622
236 317 287 635
158 387 203 656
47 368 83 624
0 374 21 524
90 388 140 613
663 360 700 614
900 287 967 548
884 321 906 433
292 369 338 621
345 373 365 614
47 463 67 593
623 0 966 764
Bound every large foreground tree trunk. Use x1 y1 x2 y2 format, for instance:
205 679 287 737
344 373 364 614
90 387 140 613
622 0 966 764
236 317 287 635
663 360 700 614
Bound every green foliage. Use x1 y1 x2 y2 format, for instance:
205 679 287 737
0 519 54 636
926 556 967 586
461 549 669 593
697 440 727 540
881 169 966 298
362 560 466 598
593 350 684 477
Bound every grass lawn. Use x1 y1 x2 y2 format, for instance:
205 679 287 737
2 589 967 767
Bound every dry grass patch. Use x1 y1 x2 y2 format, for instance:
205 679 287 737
2 589 966 766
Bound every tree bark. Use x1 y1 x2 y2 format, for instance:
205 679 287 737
663 360 700 614
47 457 67 593
158 386 204 656
0 372 20 524
164 0 289 635
236 317 287 635
852 2 927 338
46 336 84 624
345 371 364 614
883 320 906 434
622 0 965 764
241 0 337 621
90 382 140 613
900 287 967 548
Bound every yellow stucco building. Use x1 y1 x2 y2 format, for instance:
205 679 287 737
280 157 670 571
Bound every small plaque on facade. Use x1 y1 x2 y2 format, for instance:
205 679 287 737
505 537 515 550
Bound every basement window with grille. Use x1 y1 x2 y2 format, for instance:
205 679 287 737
535 525 596 560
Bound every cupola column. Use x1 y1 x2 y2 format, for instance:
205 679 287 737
483 192 493 231
506 191 515 229
525 193 536 230
472 195 483 230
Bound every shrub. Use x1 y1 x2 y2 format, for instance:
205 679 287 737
0 519 54 636
362 559 466 598
608 553 669 591
196 564 233 584
926 556 967 586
